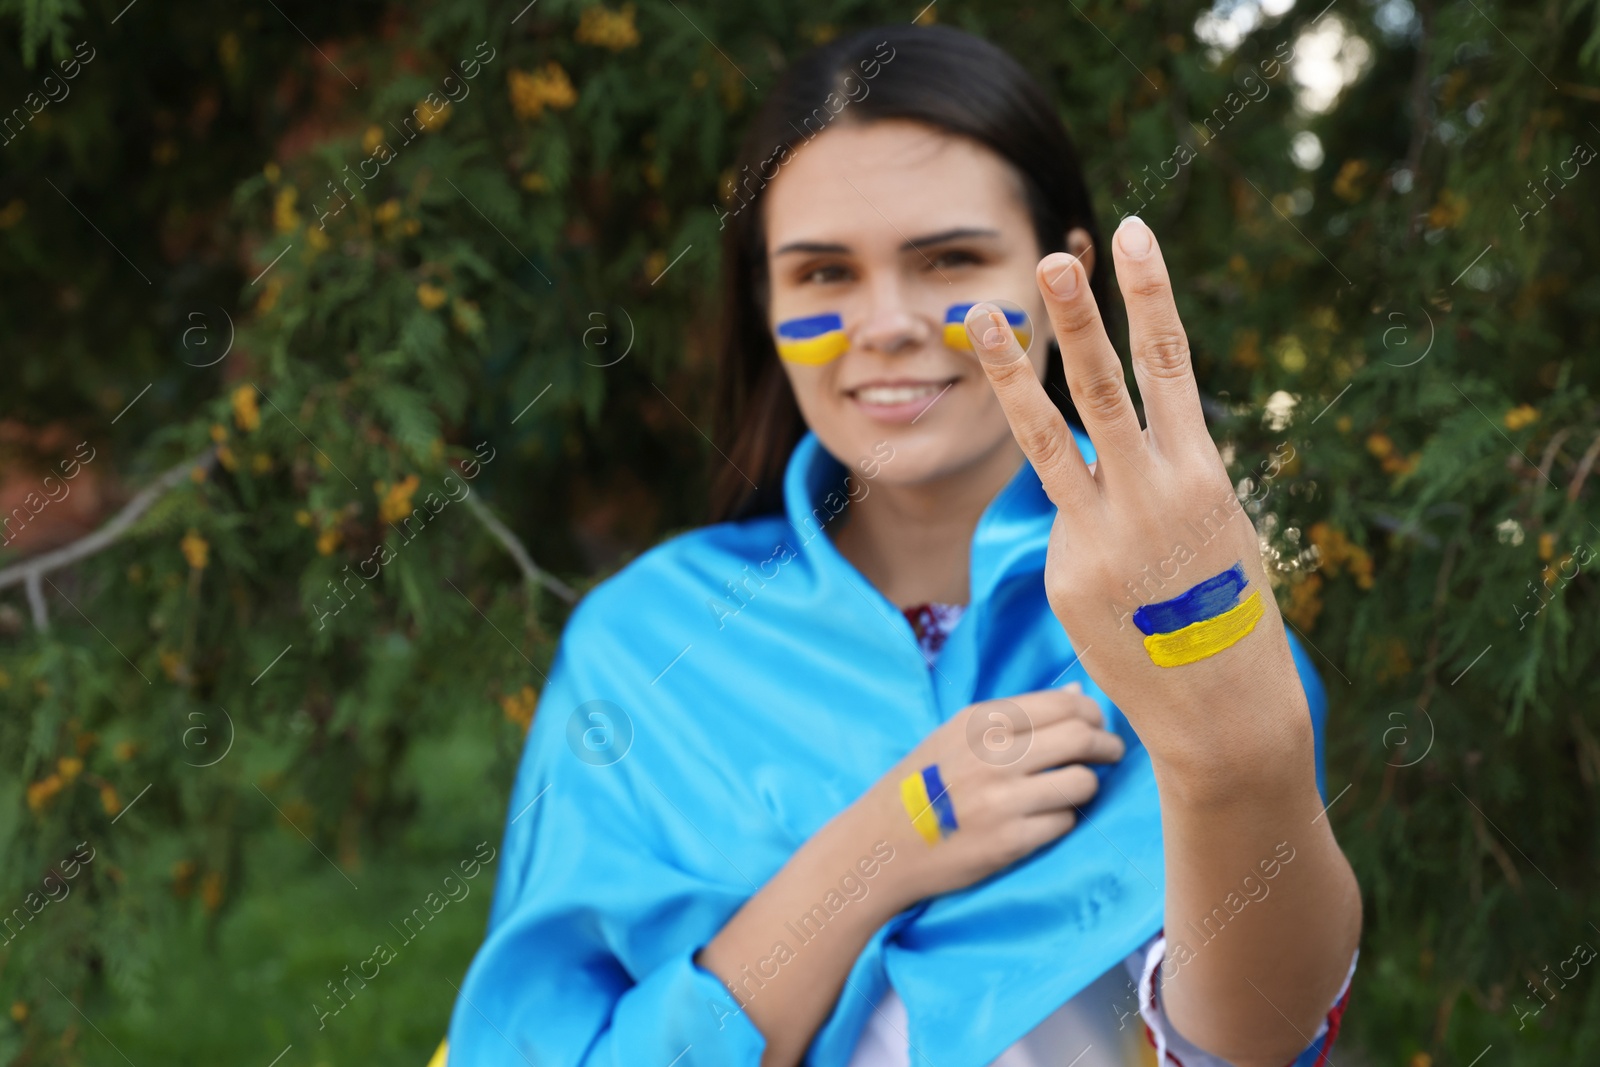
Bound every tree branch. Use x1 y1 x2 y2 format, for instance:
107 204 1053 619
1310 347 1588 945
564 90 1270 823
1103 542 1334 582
461 490 578 603
0 449 217 631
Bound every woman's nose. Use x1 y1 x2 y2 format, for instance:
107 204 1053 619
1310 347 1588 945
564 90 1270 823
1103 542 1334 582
854 298 933 356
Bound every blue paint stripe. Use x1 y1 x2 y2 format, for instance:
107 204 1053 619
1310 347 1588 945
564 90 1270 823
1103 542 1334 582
1132 561 1248 635
922 764 959 834
776 312 844 340
945 302 1027 327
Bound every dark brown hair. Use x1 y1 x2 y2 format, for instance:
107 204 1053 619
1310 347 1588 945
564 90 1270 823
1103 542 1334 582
708 23 1112 523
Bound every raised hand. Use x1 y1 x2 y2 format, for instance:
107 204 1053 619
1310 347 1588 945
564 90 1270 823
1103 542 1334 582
966 216 1311 785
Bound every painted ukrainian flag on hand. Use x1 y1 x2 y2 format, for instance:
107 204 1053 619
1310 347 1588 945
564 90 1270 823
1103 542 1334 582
1132 561 1263 668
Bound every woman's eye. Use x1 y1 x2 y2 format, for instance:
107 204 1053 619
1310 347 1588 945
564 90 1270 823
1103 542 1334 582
802 264 851 284
930 249 981 270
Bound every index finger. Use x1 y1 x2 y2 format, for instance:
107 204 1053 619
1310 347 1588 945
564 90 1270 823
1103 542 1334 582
966 301 1097 513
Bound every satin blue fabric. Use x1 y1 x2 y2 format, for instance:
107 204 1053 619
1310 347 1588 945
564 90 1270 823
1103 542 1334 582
446 426 1333 1066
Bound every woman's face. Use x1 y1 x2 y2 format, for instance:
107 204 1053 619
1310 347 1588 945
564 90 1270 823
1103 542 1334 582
761 118 1090 488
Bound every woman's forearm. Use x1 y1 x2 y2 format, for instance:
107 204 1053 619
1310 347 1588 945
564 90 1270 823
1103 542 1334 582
1151 700 1363 1067
694 802 903 1067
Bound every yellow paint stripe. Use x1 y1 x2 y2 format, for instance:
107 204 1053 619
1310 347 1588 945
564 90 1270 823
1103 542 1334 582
1143 588 1264 667
943 323 1030 351
776 332 849 365
899 772 943 846
426 1038 448 1067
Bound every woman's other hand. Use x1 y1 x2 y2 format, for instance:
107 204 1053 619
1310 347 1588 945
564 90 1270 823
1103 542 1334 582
862 682 1125 909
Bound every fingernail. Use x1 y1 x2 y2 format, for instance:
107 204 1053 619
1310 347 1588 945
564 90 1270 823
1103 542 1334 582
1043 252 1079 297
1117 215 1152 258
981 310 1011 351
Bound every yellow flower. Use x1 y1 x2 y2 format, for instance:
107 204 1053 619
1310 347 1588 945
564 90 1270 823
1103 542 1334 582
273 186 300 233
1503 403 1538 430
451 298 484 336
521 171 549 192
1373 637 1413 683
402 218 421 236
57 757 83 783
295 509 313 527
26 774 63 813
100 783 120 816
181 529 210 570
914 4 937 24
201 870 225 912
159 648 185 681
509 63 578 119
575 3 640 51
501 684 539 733
0 198 26 229
251 452 273 474
172 859 197 897
114 740 139 761
306 225 331 251
375 198 402 224
257 276 282 313
9 1001 25 1023
1309 522 1374 590
643 250 667 281
210 423 228 443
232 384 261 432
362 125 385 154
417 99 452 130
378 474 421 523
1539 531 1556 561
1332 159 1369 202
1283 573 1324 631
263 161 281 184
1230 329 1261 369
417 282 448 310
1427 190 1468 230
1365 432 1394 459
316 527 343 556
217 445 238 471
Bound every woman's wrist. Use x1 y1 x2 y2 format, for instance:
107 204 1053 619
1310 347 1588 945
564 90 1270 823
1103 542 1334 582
1144 674 1318 812
830 780 923 919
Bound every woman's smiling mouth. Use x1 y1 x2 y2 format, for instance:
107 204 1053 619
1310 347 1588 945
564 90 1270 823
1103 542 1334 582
846 377 960 422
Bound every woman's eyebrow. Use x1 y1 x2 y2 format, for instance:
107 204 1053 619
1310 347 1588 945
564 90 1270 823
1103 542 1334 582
904 226 1002 248
773 240 850 257
772 227 1002 258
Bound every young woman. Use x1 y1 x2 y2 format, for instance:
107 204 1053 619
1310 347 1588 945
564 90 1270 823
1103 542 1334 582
443 23 1362 1067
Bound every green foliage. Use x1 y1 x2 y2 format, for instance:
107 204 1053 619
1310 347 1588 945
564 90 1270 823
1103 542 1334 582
2 0 1597 1063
